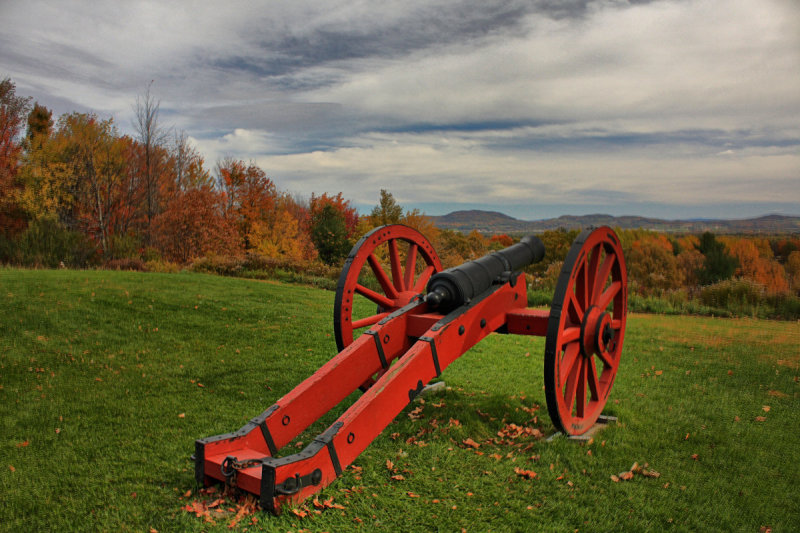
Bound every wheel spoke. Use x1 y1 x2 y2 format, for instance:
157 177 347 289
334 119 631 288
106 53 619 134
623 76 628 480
597 280 622 311
559 343 581 387
367 253 399 299
596 347 614 369
592 252 615 304
412 264 436 294
566 290 585 325
388 238 404 291
563 357 581 416
352 312 390 330
404 243 419 291
355 283 395 309
575 258 588 310
561 326 581 345
576 360 587 417
586 245 601 306
587 356 600 401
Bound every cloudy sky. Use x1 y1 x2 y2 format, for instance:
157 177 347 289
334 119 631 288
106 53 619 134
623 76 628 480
2 0 799 220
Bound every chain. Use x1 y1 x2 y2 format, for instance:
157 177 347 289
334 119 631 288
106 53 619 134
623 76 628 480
220 455 265 485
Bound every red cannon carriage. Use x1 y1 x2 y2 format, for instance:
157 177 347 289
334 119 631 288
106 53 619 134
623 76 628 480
195 225 628 513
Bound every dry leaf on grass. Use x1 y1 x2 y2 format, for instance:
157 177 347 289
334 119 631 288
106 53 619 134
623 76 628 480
514 467 538 479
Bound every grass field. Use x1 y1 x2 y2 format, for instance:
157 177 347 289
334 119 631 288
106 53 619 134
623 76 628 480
1 269 798 532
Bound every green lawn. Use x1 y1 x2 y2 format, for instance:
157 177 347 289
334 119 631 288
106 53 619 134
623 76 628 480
1 269 798 532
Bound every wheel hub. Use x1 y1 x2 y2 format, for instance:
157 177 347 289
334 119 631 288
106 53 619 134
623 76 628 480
580 306 615 359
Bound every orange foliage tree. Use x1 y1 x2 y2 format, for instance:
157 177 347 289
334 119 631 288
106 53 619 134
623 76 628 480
721 237 789 294
624 232 681 296
153 185 240 263
0 78 31 238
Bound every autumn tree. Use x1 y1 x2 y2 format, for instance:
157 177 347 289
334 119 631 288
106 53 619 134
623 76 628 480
26 102 53 141
369 189 403 227
786 251 800 294
626 235 681 295
54 113 140 258
0 77 31 238
152 185 239 263
133 83 168 243
310 192 359 237
722 237 789 294
171 130 211 191
250 193 315 262
215 157 279 250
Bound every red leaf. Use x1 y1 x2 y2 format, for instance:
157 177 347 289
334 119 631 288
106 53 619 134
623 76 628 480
291 508 308 518
16 440 29 448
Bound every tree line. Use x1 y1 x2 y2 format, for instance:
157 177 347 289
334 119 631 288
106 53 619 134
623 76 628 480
2 78 799 317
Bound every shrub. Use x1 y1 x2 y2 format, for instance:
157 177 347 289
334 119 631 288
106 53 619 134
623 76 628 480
10 219 96 268
699 279 765 317
144 259 181 273
105 258 147 271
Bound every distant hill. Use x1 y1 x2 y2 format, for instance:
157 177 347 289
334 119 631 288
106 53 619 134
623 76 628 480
430 211 800 234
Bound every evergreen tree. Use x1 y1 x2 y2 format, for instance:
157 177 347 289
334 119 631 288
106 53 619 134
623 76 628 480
311 203 350 265
696 232 737 285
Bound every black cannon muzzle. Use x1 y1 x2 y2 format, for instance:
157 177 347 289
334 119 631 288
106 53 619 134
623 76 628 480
425 235 545 311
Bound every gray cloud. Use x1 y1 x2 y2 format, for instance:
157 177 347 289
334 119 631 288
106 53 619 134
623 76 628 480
1 0 798 218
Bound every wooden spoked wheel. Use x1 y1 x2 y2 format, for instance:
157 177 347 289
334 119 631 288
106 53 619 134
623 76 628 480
334 224 442 363
544 226 627 436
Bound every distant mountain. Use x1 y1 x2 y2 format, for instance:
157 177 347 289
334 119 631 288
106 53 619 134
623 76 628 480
430 211 800 234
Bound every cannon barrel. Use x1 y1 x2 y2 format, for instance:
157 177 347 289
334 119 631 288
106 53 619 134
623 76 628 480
425 235 545 311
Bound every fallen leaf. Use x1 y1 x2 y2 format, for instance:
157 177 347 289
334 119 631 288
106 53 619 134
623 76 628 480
16 440 29 448
762 406 770 412
183 489 192 498
386 459 395 472
178 413 186 418
655 370 663 376
9 465 16 472
391 474 406 481
291 508 308 518
407 492 420 498
514 467 537 479
619 471 634 481
610 474 620 482
755 416 767 422
767 390 788 398
463 438 480 449
691 454 699 461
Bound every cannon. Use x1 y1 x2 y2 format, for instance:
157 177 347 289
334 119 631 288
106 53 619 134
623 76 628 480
195 225 628 513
